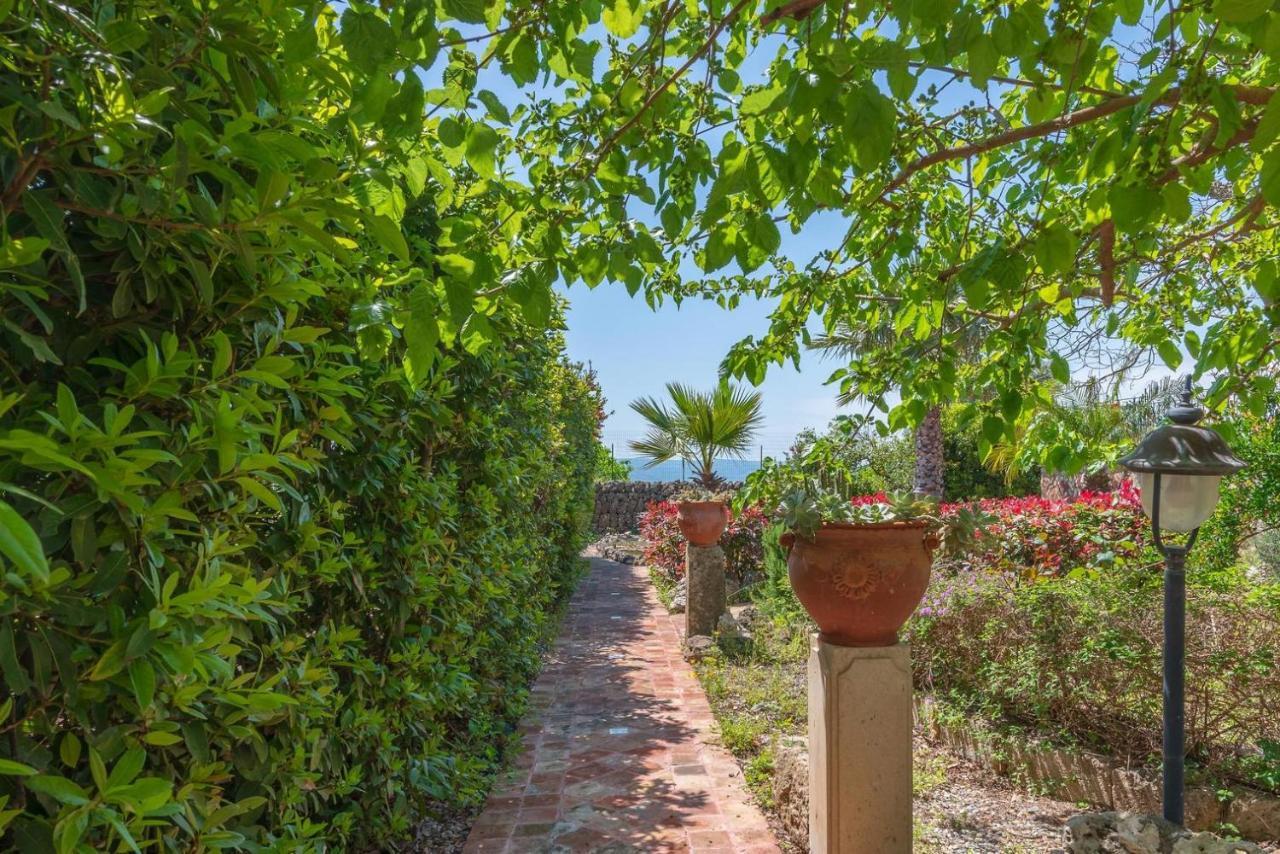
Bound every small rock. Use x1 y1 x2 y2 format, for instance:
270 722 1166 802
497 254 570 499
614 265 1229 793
1173 833 1264 854
1064 812 1264 854
683 635 715 662
670 577 687 613
732 604 760 629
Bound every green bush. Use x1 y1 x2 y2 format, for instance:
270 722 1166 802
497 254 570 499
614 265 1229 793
1197 412 1280 574
910 568 1280 792
942 407 1040 501
595 442 632 481
0 3 599 849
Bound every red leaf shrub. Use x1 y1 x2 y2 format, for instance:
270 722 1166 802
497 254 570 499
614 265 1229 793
939 479 1151 579
639 500 769 583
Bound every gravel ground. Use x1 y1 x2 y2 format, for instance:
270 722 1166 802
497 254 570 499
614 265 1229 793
410 803 475 853
914 738 1078 853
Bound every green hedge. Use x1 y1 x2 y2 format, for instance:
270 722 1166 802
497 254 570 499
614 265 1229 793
0 2 599 849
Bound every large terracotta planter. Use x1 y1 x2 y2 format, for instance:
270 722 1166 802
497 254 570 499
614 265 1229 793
677 501 731 547
780 521 938 646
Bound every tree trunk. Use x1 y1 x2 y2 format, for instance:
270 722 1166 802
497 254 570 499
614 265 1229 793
913 405 945 500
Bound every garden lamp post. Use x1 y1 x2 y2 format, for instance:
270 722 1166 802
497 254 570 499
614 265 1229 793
1118 377 1245 826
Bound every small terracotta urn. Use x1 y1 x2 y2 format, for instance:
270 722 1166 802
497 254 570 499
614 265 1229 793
677 501 731 547
780 521 938 646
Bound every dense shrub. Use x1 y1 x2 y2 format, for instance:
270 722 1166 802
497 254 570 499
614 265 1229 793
912 486 1280 793
910 570 1280 792
595 443 632 482
941 406 1041 501
0 3 599 849
1197 412 1280 574
944 482 1151 579
639 501 768 584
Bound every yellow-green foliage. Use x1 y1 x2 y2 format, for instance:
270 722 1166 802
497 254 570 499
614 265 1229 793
0 2 599 849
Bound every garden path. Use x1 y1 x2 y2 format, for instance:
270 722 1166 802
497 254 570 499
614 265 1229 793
462 556 781 853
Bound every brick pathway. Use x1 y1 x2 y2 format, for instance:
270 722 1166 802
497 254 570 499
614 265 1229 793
462 557 781 853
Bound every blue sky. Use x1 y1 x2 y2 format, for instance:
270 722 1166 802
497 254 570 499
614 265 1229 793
562 282 846 454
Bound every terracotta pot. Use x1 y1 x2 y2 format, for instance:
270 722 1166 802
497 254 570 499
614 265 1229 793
780 521 939 647
677 501 731 547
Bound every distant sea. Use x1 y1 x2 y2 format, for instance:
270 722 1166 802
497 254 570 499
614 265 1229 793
621 457 763 484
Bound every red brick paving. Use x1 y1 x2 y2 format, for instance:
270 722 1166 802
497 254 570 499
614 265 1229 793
462 557 781 854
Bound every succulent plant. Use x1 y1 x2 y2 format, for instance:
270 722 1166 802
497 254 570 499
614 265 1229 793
777 483 989 557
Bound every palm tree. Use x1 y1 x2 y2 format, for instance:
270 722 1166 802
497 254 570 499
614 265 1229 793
629 383 764 488
987 374 1187 488
810 322 965 500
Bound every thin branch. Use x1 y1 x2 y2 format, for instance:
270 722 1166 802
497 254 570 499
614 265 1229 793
592 0 753 166
879 85 1274 201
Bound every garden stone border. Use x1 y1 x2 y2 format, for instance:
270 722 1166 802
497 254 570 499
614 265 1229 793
914 696 1280 843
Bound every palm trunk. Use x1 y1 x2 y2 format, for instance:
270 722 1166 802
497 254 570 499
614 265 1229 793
913 405 944 500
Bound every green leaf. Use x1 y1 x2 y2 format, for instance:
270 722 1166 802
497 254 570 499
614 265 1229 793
22 191 84 313
847 86 896 171
1033 224 1079 274
1252 92 1280 152
740 83 786 116
1050 353 1071 384
364 214 410 262
442 0 487 23
1215 0 1271 23
476 89 511 124
1261 150 1280 207
59 734 81 769
0 236 49 268
0 498 49 582
1108 183 1161 232
88 639 128 681
26 775 89 806
464 123 499 178
403 282 439 386
236 476 283 512
129 659 156 709
602 0 645 37
107 777 171 812
339 7 394 73
0 759 37 777
210 332 232 379
1157 339 1184 370
967 34 998 87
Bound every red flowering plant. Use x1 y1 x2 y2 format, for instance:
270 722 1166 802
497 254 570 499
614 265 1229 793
639 500 769 584
937 479 1151 581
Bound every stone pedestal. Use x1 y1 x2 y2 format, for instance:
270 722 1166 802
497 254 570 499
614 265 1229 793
685 544 725 637
808 636 912 854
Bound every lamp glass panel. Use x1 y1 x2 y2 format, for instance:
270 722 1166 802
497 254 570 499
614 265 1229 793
1136 472 1222 532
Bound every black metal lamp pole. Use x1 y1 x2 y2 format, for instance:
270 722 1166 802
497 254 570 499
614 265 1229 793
1152 479 1194 825
1119 380 1244 826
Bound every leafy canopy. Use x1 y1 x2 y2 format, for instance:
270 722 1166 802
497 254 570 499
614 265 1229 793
473 0 1279 470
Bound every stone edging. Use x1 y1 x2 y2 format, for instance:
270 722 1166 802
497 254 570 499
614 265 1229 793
915 697 1280 843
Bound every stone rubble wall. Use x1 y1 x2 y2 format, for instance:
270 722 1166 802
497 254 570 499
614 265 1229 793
591 481 681 533
1040 468 1131 500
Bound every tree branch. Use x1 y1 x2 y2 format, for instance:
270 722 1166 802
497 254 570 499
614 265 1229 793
878 85 1275 201
761 0 827 25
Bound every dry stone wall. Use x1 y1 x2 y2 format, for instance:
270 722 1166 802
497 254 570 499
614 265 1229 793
592 481 681 533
